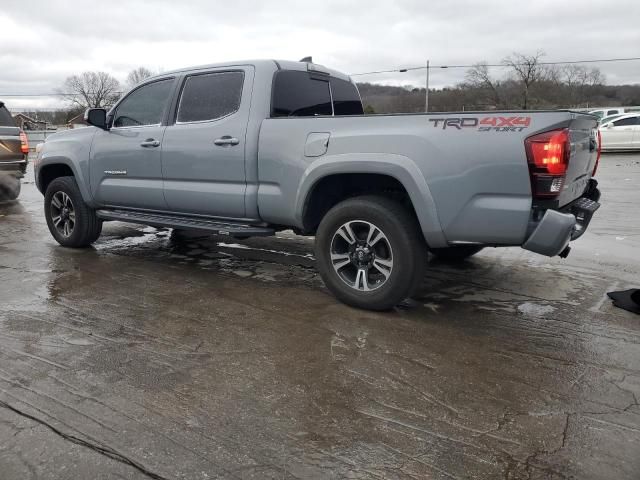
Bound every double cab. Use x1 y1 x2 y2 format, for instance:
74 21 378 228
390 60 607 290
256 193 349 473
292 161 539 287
35 59 601 310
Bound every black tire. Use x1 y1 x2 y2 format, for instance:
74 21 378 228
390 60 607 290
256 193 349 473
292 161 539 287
429 245 484 261
315 195 426 311
44 176 101 248
0 176 20 200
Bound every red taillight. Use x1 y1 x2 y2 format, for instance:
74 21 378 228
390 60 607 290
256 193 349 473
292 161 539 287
19 131 29 154
592 129 601 176
525 128 570 198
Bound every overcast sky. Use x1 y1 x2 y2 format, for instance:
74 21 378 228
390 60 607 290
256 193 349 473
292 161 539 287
1 0 639 110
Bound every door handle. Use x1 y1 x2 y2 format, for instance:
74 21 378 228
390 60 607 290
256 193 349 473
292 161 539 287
140 139 160 148
214 136 239 146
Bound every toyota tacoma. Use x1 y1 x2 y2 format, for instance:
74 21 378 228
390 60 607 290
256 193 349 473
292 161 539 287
34 59 601 310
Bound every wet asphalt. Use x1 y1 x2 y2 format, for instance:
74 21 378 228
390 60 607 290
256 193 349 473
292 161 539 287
0 154 639 479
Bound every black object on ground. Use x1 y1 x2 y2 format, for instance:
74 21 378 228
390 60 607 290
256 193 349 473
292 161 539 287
607 289 640 314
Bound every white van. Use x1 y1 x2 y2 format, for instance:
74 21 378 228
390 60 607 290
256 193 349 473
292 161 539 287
589 107 626 119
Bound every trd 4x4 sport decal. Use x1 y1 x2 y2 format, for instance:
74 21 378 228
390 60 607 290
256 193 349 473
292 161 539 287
429 116 532 131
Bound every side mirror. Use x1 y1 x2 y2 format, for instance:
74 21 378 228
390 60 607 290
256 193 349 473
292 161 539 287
84 108 108 130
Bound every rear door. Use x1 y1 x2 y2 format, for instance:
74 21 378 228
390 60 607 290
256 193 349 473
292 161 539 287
90 77 176 210
161 67 252 218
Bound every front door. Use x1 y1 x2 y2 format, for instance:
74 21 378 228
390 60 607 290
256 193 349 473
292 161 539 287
90 77 176 210
161 67 253 218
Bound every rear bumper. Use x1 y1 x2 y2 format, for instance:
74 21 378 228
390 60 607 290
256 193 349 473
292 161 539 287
523 184 601 257
0 158 28 177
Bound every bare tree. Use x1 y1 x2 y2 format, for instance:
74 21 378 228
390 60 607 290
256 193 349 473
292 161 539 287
126 67 154 88
502 51 546 109
61 72 121 110
465 62 502 107
558 65 605 106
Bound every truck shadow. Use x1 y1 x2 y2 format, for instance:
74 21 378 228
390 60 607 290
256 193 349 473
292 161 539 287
92 223 583 316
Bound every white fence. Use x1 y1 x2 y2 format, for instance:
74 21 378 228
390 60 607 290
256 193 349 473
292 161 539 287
25 128 69 149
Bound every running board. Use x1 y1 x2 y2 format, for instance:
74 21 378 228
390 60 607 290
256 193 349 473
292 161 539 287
96 209 275 237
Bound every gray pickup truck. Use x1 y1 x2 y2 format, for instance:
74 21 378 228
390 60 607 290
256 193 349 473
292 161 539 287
0 101 28 200
34 59 601 310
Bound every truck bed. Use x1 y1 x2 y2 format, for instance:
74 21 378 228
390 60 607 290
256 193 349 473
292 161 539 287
257 110 599 247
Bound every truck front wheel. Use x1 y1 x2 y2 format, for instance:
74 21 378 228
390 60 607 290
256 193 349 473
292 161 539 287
44 176 102 248
315 196 426 311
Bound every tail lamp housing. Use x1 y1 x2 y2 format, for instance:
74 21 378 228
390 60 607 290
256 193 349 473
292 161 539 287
592 129 601 176
19 130 29 154
525 128 570 199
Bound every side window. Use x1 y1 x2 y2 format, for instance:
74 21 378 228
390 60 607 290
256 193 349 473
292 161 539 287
330 78 364 115
607 110 619 116
612 117 639 127
177 71 244 123
272 71 332 117
113 79 174 128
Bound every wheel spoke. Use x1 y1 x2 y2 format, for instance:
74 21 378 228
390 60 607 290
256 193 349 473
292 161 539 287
62 192 70 207
52 215 62 227
366 225 384 247
63 220 71 237
331 253 351 270
51 195 62 209
372 258 393 279
355 268 370 291
337 223 356 244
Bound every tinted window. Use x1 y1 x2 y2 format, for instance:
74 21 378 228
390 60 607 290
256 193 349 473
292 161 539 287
272 71 332 117
607 110 619 115
612 116 639 127
177 71 244 123
113 79 174 128
0 105 16 127
330 78 363 115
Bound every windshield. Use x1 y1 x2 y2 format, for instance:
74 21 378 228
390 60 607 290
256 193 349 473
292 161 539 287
599 114 623 125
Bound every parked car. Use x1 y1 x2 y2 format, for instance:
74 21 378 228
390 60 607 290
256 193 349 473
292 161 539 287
599 113 640 151
598 113 624 125
34 59 602 310
0 101 28 200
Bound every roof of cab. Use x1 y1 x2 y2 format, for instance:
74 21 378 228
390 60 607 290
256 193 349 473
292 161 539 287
150 59 352 83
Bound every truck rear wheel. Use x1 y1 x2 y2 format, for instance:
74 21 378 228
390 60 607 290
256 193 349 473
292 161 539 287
315 195 426 311
44 176 102 248
429 245 484 261
0 176 20 201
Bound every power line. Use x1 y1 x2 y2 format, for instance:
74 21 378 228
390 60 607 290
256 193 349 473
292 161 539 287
2 56 639 96
350 56 640 76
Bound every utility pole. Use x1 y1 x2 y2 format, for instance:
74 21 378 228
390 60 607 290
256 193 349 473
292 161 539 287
425 59 430 112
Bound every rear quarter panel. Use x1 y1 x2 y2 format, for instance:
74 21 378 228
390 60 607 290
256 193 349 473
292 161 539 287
258 111 581 246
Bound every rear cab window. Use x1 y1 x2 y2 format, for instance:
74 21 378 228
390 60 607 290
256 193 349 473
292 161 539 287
271 70 363 117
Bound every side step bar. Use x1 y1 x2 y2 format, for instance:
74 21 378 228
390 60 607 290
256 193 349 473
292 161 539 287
96 209 275 237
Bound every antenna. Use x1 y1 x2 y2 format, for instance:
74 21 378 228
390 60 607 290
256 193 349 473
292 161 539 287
299 56 313 63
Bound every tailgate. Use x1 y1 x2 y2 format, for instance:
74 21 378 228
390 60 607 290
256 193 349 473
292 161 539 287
557 114 599 207
0 126 23 163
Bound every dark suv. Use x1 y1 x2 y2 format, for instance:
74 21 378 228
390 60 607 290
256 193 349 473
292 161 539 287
0 101 28 200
